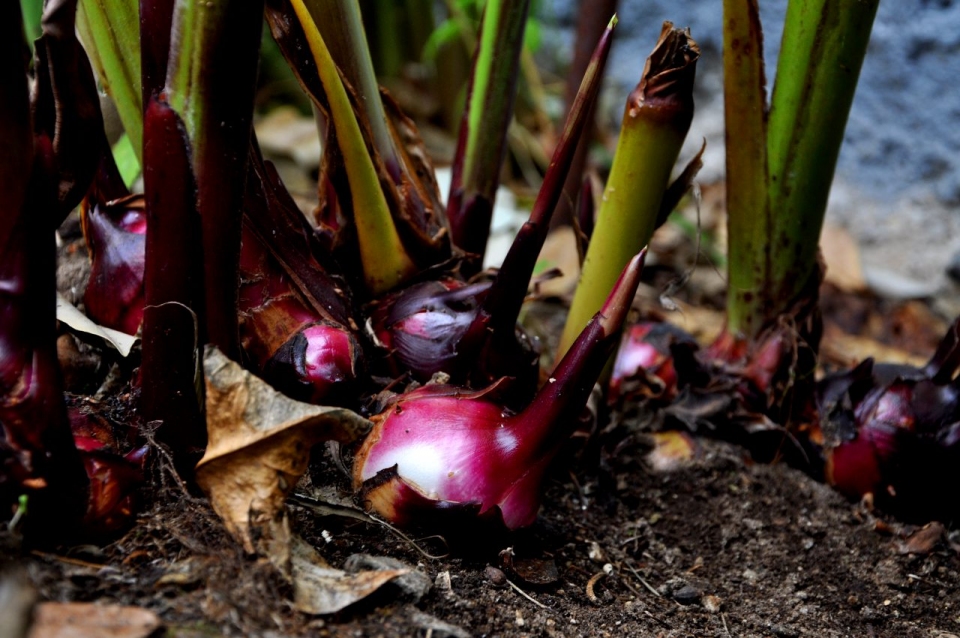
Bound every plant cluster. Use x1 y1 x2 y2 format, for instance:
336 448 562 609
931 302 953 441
6 0 952 567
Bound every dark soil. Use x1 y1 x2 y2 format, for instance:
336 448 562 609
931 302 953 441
6 431 960 637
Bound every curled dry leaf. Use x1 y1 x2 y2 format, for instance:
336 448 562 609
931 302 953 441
196 346 371 562
290 537 408 615
897 521 946 556
56 293 138 357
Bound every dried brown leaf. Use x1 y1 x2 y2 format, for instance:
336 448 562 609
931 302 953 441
195 346 371 562
645 431 701 472
897 522 945 556
820 222 866 293
290 537 407 615
27 602 161 638
534 227 581 298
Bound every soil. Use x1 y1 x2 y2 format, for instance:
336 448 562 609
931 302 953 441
7 432 960 637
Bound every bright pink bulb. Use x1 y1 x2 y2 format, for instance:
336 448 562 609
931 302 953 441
301 324 358 401
609 322 691 402
354 252 646 531
354 385 546 529
263 322 360 405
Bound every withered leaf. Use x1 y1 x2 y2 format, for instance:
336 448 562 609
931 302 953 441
56 293 138 357
291 537 408 615
27 602 161 638
897 521 945 556
644 431 702 472
196 346 371 563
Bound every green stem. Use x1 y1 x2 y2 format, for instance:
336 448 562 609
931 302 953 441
558 23 698 358
77 0 143 159
446 0 530 264
724 0 879 339
722 0 770 338
765 0 879 305
305 0 399 179
290 0 416 294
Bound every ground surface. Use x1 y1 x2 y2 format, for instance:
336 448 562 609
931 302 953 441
7 433 960 637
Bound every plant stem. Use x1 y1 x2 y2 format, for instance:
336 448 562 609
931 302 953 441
0 0 87 527
722 0 770 338
77 0 143 158
518 251 644 458
724 0 879 339
554 0 620 230
139 0 174 103
558 23 698 358
305 0 400 180
446 0 531 266
289 0 417 295
765 0 879 309
479 16 617 342
139 97 206 457
164 0 264 358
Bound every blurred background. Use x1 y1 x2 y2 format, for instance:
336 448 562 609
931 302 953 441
537 0 960 310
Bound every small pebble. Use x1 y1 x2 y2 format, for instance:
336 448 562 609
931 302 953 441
588 541 606 563
702 595 722 613
484 566 507 588
771 624 799 638
673 585 701 605
860 606 881 622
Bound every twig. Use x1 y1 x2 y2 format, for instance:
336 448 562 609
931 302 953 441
30 551 106 570
643 609 670 628
623 560 661 598
505 578 550 611
585 570 606 604
288 493 449 559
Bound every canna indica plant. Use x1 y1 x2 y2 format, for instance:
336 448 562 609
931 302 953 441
700 0 880 428
0 0 152 538
355 252 645 530
26 0 653 542
558 22 701 360
609 0 880 445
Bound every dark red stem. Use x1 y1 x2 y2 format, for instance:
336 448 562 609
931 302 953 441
513 251 644 456
140 98 205 458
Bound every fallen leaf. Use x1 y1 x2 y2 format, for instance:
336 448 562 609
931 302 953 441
56 293 138 357
254 105 322 169
820 323 929 369
344 554 432 601
195 346 371 565
510 557 560 585
645 431 701 472
534 227 581 298
897 522 945 555
820 222 866 293
290 537 407 615
27 602 161 638
661 300 725 346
